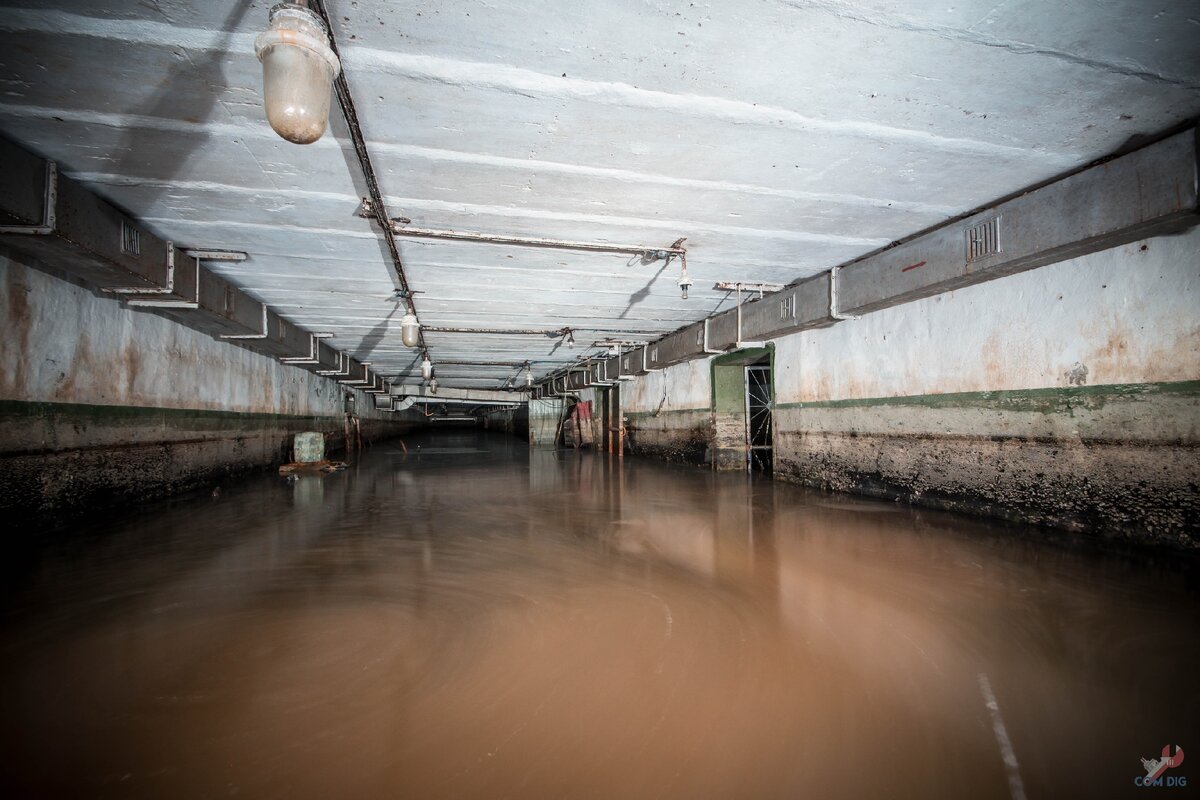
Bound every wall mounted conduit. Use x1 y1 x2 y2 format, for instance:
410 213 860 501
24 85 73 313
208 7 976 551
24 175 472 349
383 222 687 262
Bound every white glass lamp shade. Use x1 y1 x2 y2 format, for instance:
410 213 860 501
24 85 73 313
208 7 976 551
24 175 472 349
255 4 341 145
400 313 420 347
421 358 433 381
429 377 439 394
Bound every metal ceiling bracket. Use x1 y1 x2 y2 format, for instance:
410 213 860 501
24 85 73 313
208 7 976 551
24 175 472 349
339 363 375 386
365 377 390 395
614 356 635 382
590 361 613 387
0 160 56 235
730 281 769 349
643 346 661 372
701 318 722 354
128 249 201 309
219 304 270 340
280 332 334 365
316 352 352 377
829 265 860 321
587 362 614 387
104 241 177 296
387 222 688 260
183 249 247 262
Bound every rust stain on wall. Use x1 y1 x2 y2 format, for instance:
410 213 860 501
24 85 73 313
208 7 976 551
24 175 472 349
3 264 32 397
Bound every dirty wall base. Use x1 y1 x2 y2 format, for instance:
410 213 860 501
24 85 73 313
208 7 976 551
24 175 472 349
625 409 713 465
773 384 1200 550
0 400 415 523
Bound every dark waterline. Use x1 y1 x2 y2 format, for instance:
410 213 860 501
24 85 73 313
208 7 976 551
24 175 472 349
1 430 1196 798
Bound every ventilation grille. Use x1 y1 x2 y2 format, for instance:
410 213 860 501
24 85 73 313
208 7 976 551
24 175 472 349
966 216 1001 262
780 293 796 320
120 219 140 256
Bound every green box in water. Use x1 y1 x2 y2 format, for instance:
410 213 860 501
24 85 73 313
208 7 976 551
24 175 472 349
293 432 325 463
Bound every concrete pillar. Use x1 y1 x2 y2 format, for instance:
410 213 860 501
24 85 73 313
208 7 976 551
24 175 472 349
528 398 563 448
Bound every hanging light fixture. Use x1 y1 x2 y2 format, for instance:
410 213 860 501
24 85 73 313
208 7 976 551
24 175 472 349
566 329 575 348
525 363 533 387
429 377 439 394
420 355 433 381
255 2 341 145
400 311 421 347
677 254 692 300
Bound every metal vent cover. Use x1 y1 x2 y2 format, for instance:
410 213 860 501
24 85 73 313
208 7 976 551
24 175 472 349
966 216 1001 262
780 293 796 320
120 219 140 256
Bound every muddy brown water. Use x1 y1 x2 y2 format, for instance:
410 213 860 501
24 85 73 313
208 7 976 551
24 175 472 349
1 431 1196 799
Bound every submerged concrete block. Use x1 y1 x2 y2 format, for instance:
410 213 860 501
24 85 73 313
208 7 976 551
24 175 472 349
293 432 326 463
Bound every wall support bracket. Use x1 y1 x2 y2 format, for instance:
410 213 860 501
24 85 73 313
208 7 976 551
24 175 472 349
316 352 352 377
643 347 661 372
702 318 723 354
219 304 269 340
103 241 178 297
127 249 201 309
828 265 860 321
280 332 334 365
183 249 247 262
339 363 375 386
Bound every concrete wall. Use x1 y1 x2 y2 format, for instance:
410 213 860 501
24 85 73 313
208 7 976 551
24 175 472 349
528 398 564 448
0 249 415 519
624 358 713 463
621 230 1200 549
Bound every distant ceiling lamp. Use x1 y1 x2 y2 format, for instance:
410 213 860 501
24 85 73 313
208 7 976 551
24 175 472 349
525 363 533 387
566 329 575 348
429 377 439 394
400 312 421 348
421 355 434 381
255 2 341 145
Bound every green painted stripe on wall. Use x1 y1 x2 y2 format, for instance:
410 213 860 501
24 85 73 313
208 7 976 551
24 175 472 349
773 380 1200 412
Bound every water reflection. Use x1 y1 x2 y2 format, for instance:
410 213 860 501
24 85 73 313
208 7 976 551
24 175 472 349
0 431 1195 799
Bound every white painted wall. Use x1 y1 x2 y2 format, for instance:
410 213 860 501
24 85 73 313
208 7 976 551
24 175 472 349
776 229 1200 403
623 357 712 413
0 252 381 418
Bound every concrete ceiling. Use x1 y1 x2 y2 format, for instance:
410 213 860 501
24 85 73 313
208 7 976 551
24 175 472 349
2 0 1198 388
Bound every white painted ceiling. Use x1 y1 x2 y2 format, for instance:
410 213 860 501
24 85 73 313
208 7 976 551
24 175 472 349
2 1 1198 387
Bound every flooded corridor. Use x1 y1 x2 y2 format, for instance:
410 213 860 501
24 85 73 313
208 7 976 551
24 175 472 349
1 431 1196 799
